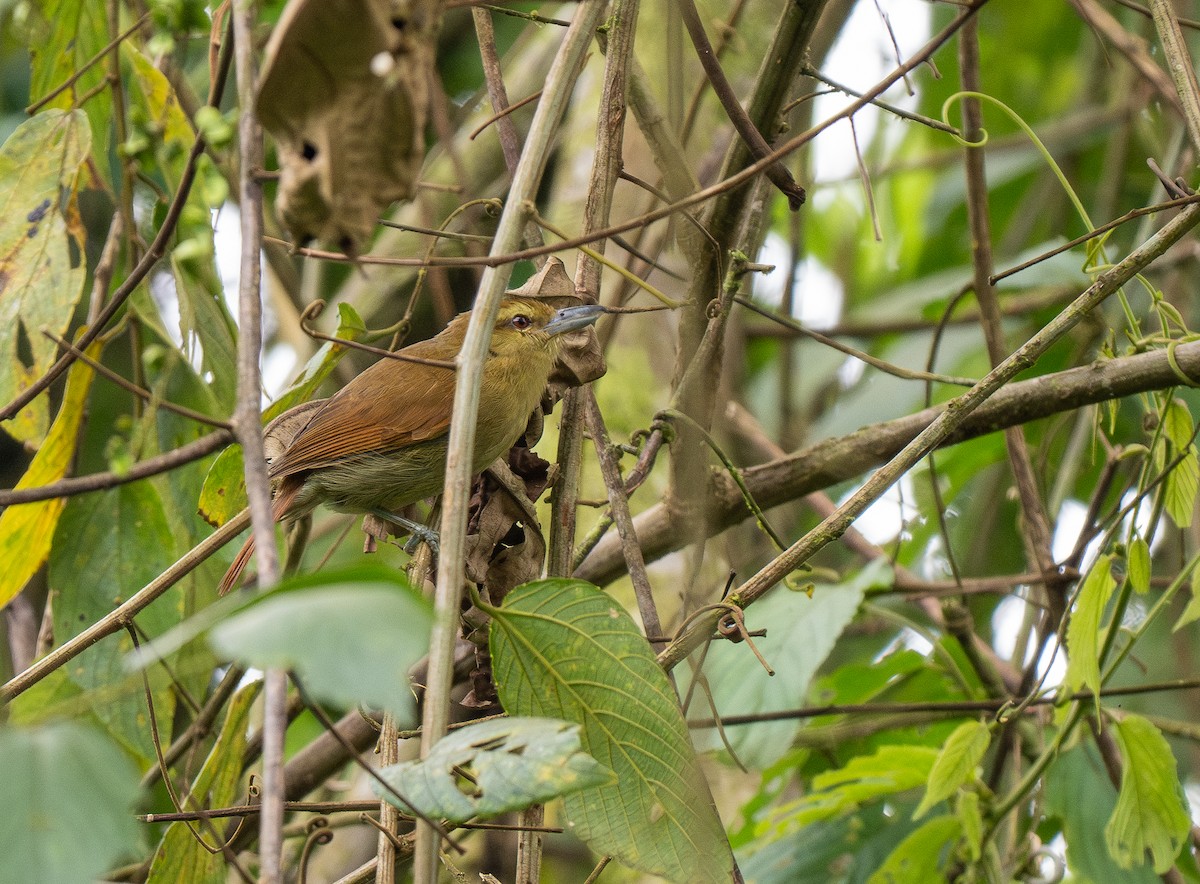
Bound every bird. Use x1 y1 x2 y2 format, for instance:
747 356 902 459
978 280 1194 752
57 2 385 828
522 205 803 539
218 296 604 594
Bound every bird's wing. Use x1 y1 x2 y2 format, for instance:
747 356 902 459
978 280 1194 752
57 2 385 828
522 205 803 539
268 343 456 478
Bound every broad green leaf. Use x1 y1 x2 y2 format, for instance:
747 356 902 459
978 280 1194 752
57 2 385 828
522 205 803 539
0 345 99 609
1161 400 1198 529
690 559 883 768
1127 535 1150 595
739 803 922 884
0 723 140 883
913 720 989 819
0 109 91 444
1105 714 1190 874
1047 744 1158 884
1172 564 1200 632
199 303 364 525
373 717 614 822
146 681 262 884
867 814 962 884
123 40 238 408
754 745 938 845
209 568 432 719
27 0 110 183
489 579 736 884
1065 553 1117 711
959 791 983 862
48 482 180 764
1164 448 1199 529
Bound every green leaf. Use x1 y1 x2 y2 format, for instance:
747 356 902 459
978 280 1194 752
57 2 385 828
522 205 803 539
1046 744 1158 884
27 0 110 185
373 717 614 822
0 722 141 883
1065 553 1117 710
959 790 983 862
1162 398 1195 451
1127 535 1150 595
198 304 364 525
489 579 735 884
913 720 989 819
49 482 182 763
690 559 882 768
1161 400 1199 529
1164 448 1199 529
757 745 938 841
867 815 962 884
1172 564 1200 632
146 681 262 884
0 109 91 444
209 567 432 719
1105 714 1190 874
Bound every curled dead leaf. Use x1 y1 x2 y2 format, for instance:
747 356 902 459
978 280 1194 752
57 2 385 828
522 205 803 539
256 0 442 251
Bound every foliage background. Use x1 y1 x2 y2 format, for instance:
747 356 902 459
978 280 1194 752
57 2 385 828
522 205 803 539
2 0 1200 881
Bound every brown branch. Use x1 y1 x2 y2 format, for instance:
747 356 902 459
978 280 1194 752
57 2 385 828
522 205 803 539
0 430 233 506
577 338 1200 589
674 0 805 208
261 2 992 277
0 508 252 704
687 677 1200 729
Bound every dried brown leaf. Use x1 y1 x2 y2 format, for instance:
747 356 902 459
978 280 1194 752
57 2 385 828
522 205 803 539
256 0 442 251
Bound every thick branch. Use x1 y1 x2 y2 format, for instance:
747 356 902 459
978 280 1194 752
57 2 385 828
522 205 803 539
577 338 1200 588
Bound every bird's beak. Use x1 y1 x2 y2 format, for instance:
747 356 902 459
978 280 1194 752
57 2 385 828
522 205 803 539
544 303 605 337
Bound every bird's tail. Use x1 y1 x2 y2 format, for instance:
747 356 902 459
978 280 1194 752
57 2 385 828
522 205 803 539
217 479 302 595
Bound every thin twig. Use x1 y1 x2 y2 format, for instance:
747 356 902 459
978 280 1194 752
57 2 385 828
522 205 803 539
416 6 606 882
584 391 663 644
0 430 233 506
45 332 233 429
230 0 285 876
0 18 234 423
25 12 151 113
674 0 805 208
733 296 977 386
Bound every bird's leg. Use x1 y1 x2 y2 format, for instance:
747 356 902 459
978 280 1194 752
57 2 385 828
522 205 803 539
369 509 440 557
283 514 312 576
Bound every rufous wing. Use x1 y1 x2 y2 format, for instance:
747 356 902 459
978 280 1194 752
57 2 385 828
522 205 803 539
268 345 457 479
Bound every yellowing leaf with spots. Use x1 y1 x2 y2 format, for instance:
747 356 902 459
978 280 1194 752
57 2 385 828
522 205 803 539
0 109 91 444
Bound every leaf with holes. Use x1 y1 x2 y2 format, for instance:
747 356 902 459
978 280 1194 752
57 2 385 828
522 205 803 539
488 579 736 884
373 717 613 822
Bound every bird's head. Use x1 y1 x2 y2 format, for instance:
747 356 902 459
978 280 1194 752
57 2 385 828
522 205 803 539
485 297 605 359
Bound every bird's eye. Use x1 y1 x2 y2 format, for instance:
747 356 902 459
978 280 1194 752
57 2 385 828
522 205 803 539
511 314 532 330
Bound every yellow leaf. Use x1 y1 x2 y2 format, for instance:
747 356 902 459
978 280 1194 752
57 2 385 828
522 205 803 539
0 343 101 609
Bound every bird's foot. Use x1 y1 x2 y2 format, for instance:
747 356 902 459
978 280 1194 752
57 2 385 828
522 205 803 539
370 509 440 557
